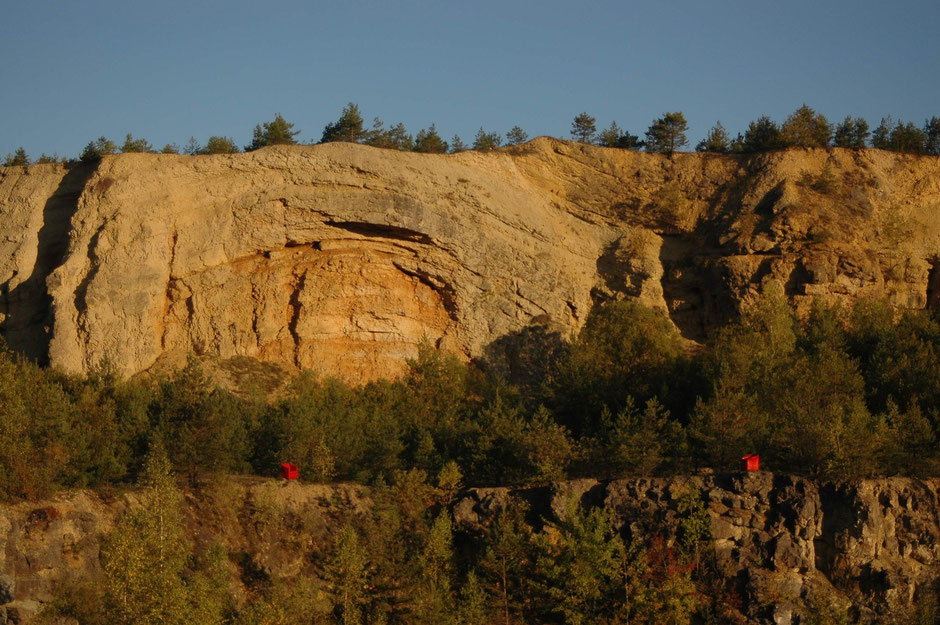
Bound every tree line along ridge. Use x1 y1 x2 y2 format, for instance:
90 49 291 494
4 103 940 166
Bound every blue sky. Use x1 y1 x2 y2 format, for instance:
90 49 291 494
2 0 938 158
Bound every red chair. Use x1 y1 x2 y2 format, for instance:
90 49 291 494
741 454 760 472
280 462 298 480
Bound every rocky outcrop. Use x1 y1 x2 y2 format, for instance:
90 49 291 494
454 474 940 624
1 475 937 624
2 141 940 382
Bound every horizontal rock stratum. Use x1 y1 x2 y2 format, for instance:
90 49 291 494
2 139 940 381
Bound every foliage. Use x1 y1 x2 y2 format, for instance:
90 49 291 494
80 136 118 161
645 111 689 153
504 126 529 146
121 133 154 153
833 116 870 148
413 124 448 153
3 147 30 166
570 112 596 143
780 104 831 147
161 143 180 154
366 118 414 150
739 116 784 152
246 113 300 151
449 134 467 153
321 102 366 144
101 439 192 625
925 116 940 155
597 121 643 149
696 122 731 153
473 127 502 151
204 136 240 154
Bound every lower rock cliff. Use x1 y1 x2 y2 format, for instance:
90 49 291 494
1 475 937 624
2 141 940 382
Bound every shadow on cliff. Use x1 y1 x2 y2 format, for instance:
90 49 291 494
0 162 97 364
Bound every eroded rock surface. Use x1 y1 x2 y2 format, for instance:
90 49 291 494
1 476 936 624
2 141 940 381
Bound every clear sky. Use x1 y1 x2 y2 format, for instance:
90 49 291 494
2 0 938 158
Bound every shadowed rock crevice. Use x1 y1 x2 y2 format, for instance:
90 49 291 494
0 163 96 363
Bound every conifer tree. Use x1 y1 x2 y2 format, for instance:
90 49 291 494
321 103 366 144
695 122 731 153
414 124 449 153
101 437 190 625
121 133 154 153
3 147 30 166
505 126 529 146
246 113 300 150
645 112 689 153
833 116 870 148
473 127 502 151
450 135 467 153
780 104 831 147
570 112 596 143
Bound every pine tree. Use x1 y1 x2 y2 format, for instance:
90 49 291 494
80 136 118 161
695 122 731 153
645 112 689 154
473 127 502 151
121 133 154 153
450 135 467 153
414 124 449 153
321 102 366 143
833 116 870 149
246 113 300 150
741 116 784 152
3 147 30 166
161 143 180 154
204 136 239 154
505 126 529 146
101 437 190 625
925 116 940 155
327 525 369 625
183 137 202 156
780 104 831 148
570 112 596 143
871 117 893 149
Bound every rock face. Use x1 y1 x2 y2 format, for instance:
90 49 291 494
2 140 940 381
453 474 940 624
0 475 936 624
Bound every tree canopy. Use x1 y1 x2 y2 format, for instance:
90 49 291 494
645 112 689 153
780 105 831 148
413 124 448 153
246 113 300 151
320 102 366 144
570 112 597 143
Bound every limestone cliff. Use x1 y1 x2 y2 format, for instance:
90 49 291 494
2 140 940 381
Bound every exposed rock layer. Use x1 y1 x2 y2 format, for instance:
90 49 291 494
1 475 937 624
2 140 940 381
